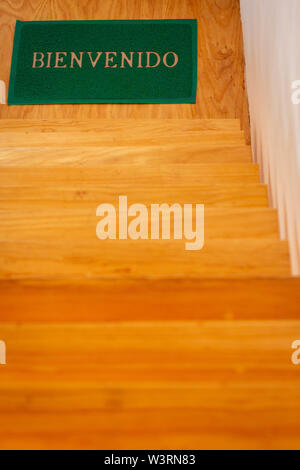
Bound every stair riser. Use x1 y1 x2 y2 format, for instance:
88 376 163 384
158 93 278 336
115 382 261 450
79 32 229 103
0 279 299 321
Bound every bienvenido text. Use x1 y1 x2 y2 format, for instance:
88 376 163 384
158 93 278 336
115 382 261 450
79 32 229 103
32 51 179 69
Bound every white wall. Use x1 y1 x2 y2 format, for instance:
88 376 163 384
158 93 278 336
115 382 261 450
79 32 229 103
240 0 300 275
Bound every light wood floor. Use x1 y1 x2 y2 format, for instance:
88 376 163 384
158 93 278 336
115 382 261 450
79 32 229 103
0 0 299 451
0 0 250 140
0 118 299 450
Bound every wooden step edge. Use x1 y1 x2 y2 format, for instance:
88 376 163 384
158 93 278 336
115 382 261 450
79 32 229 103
0 118 242 131
0 145 252 165
0 184 270 207
0 131 247 147
0 208 281 240
0 163 260 177
0 278 299 322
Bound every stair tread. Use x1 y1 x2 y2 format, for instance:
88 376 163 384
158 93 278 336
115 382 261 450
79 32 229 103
0 130 245 147
0 184 269 207
1 320 300 377
0 115 297 453
0 239 290 279
0 278 299 321
0 320 299 450
0 118 241 132
0 208 280 240
0 408 299 450
0 144 252 165
0 164 260 185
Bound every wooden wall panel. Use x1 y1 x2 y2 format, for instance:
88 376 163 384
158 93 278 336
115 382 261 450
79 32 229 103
0 0 250 137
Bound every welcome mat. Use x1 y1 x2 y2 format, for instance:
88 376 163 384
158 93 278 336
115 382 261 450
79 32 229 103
8 20 197 105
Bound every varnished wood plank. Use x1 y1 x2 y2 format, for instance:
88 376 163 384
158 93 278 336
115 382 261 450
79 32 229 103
0 184 269 207
0 164 260 186
1 321 300 390
0 130 245 147
2 383 300 413
0 321 299 449
0 278 299 322
0 144 252 165
0 0 250 141
0 239 290 279
0 208 279 240
0 0 295 451
0 118 241 132
0 420 299 450
2 320 299 363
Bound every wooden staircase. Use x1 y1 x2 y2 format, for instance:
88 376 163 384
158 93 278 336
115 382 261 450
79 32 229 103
0 118 299 450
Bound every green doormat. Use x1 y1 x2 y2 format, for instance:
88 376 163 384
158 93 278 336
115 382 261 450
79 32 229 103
8 19 197 105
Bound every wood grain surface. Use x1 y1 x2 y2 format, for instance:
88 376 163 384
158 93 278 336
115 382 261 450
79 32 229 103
0 184 269 207
0 321 300 449
0 144 252 165
0 208 279 240
0 0 299 452
1 278 300 322
0 0 250 141
0 239 291 280
0 114 296 449
0 129 246 147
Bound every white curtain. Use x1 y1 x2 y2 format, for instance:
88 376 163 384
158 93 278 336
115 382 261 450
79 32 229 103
240 0 300 275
